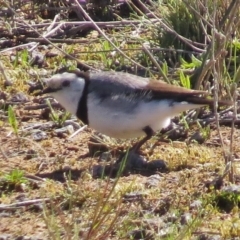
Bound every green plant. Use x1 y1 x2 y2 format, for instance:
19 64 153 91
179 70 191 89
46 99 71 127
198 122 211 141
8 105 19 138
100 40 114 69
214 190 240 213
4 169 28 185
14 49 29 68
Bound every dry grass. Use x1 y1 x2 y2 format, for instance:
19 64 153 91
0 0 240 239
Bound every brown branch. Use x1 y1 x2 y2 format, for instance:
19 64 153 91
0 198 50 210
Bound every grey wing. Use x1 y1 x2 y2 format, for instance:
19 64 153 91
89 71 149 88
88 73 151 113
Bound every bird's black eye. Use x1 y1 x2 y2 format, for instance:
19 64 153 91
62 80 70 87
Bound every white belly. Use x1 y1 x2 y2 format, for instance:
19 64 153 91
87 93 204 139
87 98 175 139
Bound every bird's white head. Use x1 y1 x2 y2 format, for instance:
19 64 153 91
42 72 86 115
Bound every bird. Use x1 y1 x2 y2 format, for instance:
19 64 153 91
38 69 231 152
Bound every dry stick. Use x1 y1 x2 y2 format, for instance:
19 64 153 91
75 47 200 55
193 0 240 89
142 43 170 83
24 38 93 44
15 20 159 28
24 102 61 110
211 1 234 183
0 42 37 54
2 1 95 71
72 0 157 74
0 198 50 210
29 13 61 52
133 0 206 51
184 2 214 29
229 88 237 182
68 125 87 140
126 0 144 16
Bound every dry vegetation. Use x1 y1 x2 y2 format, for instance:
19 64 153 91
0 0 240 239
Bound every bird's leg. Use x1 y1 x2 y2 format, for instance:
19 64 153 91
131 126 155 152
115 126 154 172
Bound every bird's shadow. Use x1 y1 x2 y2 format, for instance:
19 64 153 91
36 151 170 182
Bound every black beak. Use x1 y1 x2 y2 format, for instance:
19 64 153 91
28 81 45 94
28 79 60 96
40 87 59 94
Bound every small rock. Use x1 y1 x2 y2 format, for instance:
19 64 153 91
49 152 56 157
222 184 240 194
123 192 147 202
157 226 175 238
189 131 206 144
92 165 105 178
10 92 28 103
32 130 47 141
143 218 166 230
98 152 112 162
66 145 79 151
0 234 12 240
54 125 74 135
180 213 192 225
0 212 11 218
127 229 152 240
147 159 168 172
45 49 59 58
88 141 109 157
24 149 38 160
64 120 81 130
15 193 27 201
205 177 224 191
0 91 7 100
15 236 24 240
198 233 222 240
29 203 44 212
3 79 13 88
190 200 202 210
145 174 162 188
120 151 147 171
164 124 188 141
165 213 178 223
30 50 45 67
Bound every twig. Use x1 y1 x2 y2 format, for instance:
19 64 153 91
0 42 37 54
68 125 87 140
142 43 170 83
72 0 156 74
29 13 61 52
75 47 201 55
16 20 159 28
212 3 227 161
24 37 93 44
0 198 50 210
2 1 94 71
24 102 61 110
193 0 240 89
228 86 237 182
